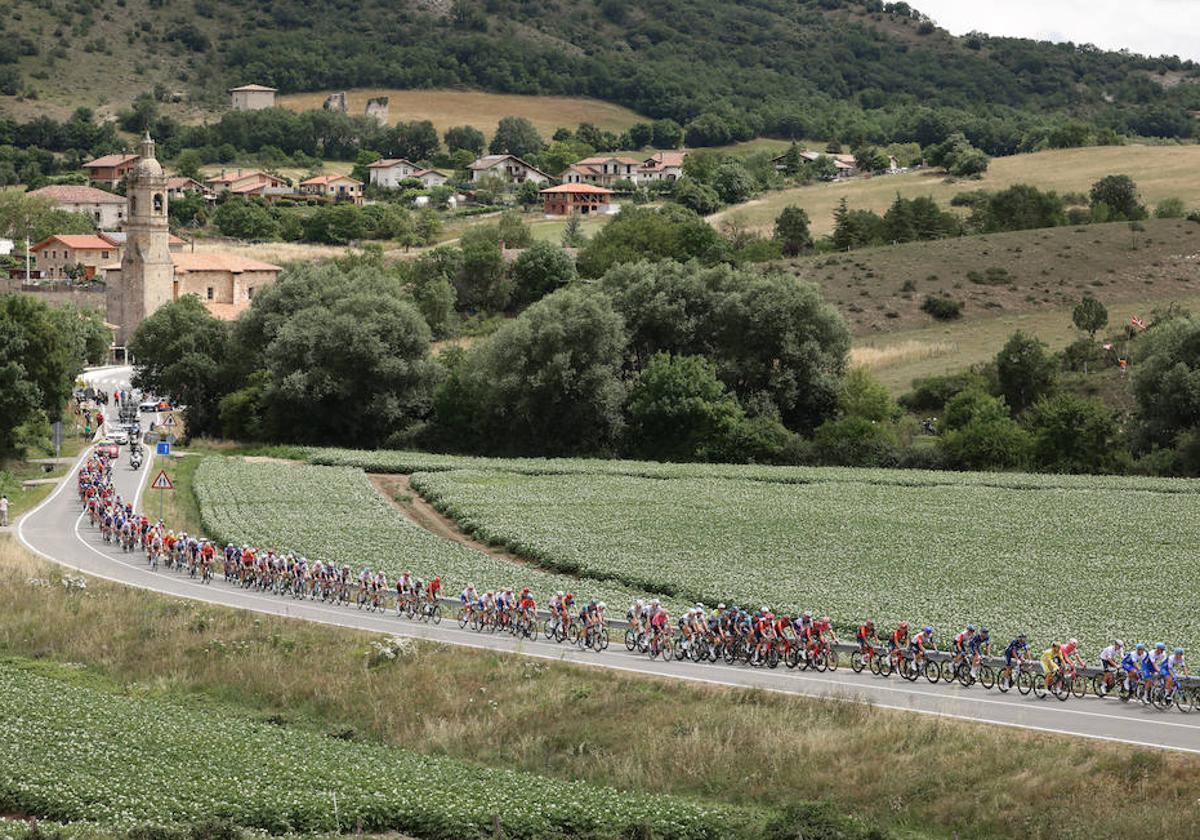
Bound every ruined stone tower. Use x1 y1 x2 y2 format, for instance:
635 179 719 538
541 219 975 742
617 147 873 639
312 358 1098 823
107 132 174 346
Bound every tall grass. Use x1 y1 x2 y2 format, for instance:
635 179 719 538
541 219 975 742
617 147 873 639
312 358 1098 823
1 535 1196 839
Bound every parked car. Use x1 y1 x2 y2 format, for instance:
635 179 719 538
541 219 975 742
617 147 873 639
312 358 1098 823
139 401 159 414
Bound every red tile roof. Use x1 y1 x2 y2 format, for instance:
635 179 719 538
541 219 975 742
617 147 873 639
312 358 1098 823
30 234 114 252
229 84 277 92
577 155 643 166
300 174 361 186
172 253 282 274
28 185 127 204
644 151 686 168
540 183 614 195
83 154 140 169
165 176 204 190
368 158 417 169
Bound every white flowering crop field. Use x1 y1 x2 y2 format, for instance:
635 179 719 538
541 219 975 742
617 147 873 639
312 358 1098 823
411 469 1200 654
0 661 749 837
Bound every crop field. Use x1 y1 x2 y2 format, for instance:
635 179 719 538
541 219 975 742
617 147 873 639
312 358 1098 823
407 469 1200 654
194 459 663 610
276 88 647 137
0 660 747 837
717 144 1200 236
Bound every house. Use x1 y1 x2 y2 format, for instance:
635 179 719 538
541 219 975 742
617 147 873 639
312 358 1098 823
468 154 551 185
165 176 212 202
169 253 282 320
27 185 127 230
30 234 118 280
204 169 289 197
97 231 187 258
639 151 686 182
299 174 364 205
367 158 421 188
412 168 449 188
229 84 277 111
563 155 643 187
82 153 140 189
540 183 614 216
769 149 859 178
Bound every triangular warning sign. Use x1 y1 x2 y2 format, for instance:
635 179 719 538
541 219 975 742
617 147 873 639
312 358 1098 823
163 414 177 427
151 470 174 490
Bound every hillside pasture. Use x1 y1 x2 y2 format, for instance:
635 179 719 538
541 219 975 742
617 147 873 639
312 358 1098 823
720 144 1200 236
277 88 648 137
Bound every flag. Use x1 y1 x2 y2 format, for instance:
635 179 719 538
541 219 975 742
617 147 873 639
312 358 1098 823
1102 343 1113 350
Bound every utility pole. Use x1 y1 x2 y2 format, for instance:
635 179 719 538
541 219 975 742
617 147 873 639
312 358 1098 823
24 235 30 282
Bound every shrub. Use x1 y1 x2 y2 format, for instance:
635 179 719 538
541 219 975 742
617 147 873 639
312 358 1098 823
966 267 1011 286
812 416 899 467
920 294 961 320
900 370 988 412
1155 197 1187 219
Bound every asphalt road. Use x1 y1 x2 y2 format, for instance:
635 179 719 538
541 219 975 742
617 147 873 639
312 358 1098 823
15 367 1200 756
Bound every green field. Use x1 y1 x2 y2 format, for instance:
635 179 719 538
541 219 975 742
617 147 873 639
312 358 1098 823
207 451 1200 655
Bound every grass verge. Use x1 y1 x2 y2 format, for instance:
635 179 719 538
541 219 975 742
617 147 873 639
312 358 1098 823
1 535 1196 839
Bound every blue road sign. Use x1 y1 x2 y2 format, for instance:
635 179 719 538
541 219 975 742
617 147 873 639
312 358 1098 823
156 442 171 456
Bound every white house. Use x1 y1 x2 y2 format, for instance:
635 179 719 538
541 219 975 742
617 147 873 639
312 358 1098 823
27 185 127 230
467 154 551 185
367 158 421 188
562 155 644 187
638 150 686 182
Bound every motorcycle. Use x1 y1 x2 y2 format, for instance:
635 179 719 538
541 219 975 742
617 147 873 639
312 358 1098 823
130 452 143 471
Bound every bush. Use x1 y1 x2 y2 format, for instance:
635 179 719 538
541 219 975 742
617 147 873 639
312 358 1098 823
966 266 1011 286
920 294 961 320
763 801 893 840
1155 197 1187 219
813 416 899 467
899 370 987 412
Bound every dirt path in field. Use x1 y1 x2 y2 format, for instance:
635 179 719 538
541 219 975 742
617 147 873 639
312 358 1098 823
243 455 303 465
368 474 540 570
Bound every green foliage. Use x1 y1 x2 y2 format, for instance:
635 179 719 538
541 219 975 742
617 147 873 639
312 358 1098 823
1026 394 1118 474
212 199 279 240
456 226 510 311
510 240 577 309
650 119 684 150
881 194 959 243
995 331 1056 415
971 184 1067 233
773 205 812 256
920 294 962 321
763 801 894 840
625 353 746 462
712 159 755 204
1154 197 1188 219
301 203 369 245
671 178 722 215
444 124 486 156
940 408 1031 470
1131 316 1200 453
0 191 95 241
839 368 900 422
489 116 543 158
577 205 724 277
174 149 203 181
1089 174 1147 221
926 132 989 175
386 119 440 161
900 370 987 413
129 296 231 441
497 210 532 248
813 416 898 467
1072 295 1109 341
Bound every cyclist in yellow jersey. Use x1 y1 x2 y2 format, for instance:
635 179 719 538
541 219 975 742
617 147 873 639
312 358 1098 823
1040 642 1064 690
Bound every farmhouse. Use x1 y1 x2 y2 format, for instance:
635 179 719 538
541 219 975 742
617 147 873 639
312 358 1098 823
412 168 449 187
165 176 211 202
367 158 422 188
229 84 277 111
540 183 614 216
82 153 140 189
639 151 686 182
204 170 289 198
30 234 116 281
27 185 127 230
299 174 364 204
468 154 551 185
562 155 643 187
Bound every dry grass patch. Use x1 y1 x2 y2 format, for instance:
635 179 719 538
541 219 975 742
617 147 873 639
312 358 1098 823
2 533 1198 839
851 340 956 371
188 237 354 265
277 88 647 137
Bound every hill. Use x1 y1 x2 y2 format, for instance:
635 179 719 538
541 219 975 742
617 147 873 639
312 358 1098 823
2 0 1198 146
714 144 1200 235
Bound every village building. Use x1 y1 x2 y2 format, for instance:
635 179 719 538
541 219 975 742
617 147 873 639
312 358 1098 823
540 183 614 216
82 153 140 189
165 176 212 202
204 169 290 201
298 174 364 204
412 168 449 188
29 234 117 281
639 151 686 182
561 155 644 187
468 154 551 185
106 134 281 348
229 84 277 111
27 185 127 230
367 158 421 188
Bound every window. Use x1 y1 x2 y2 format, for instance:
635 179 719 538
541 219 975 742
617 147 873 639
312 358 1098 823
247 286 255 299
153 193 164 213
102 251 109 259
206 286 214 300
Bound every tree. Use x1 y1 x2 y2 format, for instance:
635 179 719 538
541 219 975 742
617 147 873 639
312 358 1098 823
174 149 203 181
940 411 1031 470
497 210 533 248
1089 174 1146 221
1026 394 1118 474
1072 295 1109 342
212 199 280 240
650 119 684 150
444 125 486 156
515 179 542 209
773 206 812 256
995 331 1056 415
455 226 510 311
853 146 888 174
839 368 900 422
561 213 587 248
672 177 721 215
1129 316 1200 451
780 142 804 176
0 191 95 242
510 240 577 308
129 296 231 440
973 184 1067 232
350 149 381 183
577 204 724 277
809 154 838 181
625 353 745 461
388 120 440 162
684 113 732 147
489 116 543 158
1155 197 1187 219
0 315 43 458
462 287 627 455
627 122 653 149
415 208 442 245
712 159 755 204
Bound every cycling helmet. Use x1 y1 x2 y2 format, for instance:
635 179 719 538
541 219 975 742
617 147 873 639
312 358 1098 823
980 627 989 636
695 603 704 609
899 621 909 630
1176 647 1185 655
966 624 976 632
802 610 812 619
761 606 770 613
866 619 875 627
717 603 726 610
1068 638 1078 648
1114 639 1124 648
1136 642 1146 651
1156 642 1166 650
650 598 659 606
598 602 606 610
1018 633 1026 639
556 590 563 597
924 626 933 635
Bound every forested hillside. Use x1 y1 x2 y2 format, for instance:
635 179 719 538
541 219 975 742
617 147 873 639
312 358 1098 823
2 0 1199 148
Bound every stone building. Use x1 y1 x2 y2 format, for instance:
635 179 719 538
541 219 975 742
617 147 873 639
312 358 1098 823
105 134 281 349
229 84 277 111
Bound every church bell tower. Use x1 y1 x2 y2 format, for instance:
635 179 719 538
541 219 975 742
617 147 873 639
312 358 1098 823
109 132 174 345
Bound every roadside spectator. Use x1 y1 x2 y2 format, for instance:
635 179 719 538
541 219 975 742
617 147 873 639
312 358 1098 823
1 495 8 527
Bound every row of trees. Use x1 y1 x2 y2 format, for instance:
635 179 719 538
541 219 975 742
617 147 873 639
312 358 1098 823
208 198 442 247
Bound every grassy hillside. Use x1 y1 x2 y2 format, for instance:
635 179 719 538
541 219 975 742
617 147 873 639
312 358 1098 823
2 0 1197 145
716 144 1200 235
276 88 647 137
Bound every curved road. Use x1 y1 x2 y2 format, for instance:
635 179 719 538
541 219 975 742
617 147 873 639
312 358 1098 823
15 368 1200 755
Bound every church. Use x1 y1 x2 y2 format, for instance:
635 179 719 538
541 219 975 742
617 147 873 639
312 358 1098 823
106 133 282 348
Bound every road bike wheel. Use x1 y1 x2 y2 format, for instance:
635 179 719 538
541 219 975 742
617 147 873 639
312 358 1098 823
624 628 637 651
1031 675 1048 699
923 660 941 684
955 662 974 687
569 624 583 647
1178 687 1197 714
659 638 674 661
996 668 1012 693
900 658 918 682
459 609 471 629
596 627 609 651
826 649 838 671
430 604 441 625
1071 674 1087 700
1052 678 1071 702
851 651 866 673
877 655 893 678
767 646 780 669
940 660 957 684
812 650 827 672
978 664 995 690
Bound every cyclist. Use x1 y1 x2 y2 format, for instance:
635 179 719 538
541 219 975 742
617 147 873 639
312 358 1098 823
1122 642 1149 694
856 619 880 665
888 622 910 670
1164 647 1188 698
1147 642 1169 692
952 625 977 675
460 583 478 617
910 626 935 671
428 575 442 604
1041 642 1065 691
967 627 990 681
627 598 646 636
1000 633 1029 689
1098 639 1124 695
1060 637 1086 673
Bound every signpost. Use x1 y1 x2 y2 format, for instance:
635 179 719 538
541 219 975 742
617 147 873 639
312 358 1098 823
52 421 63 458
163 413 177 428
156 442 171 457
152 469 174 522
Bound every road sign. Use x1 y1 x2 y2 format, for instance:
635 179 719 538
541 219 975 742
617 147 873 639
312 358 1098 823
151 470 174 491
156 441 171 456
162 413 177 427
